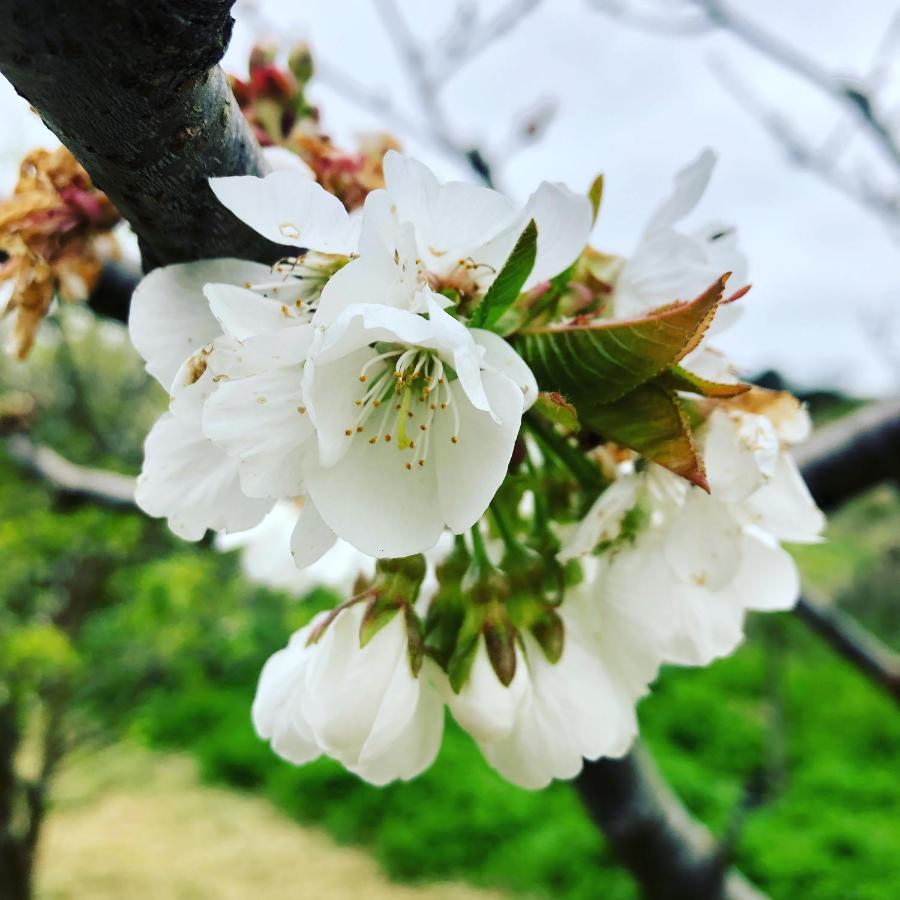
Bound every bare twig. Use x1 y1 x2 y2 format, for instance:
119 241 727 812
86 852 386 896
372 0 500 186
589 0 900 231
795 593 900 704
697 0 900 171
431 0 547 81
586 0 712 35
5 434 136 508
711 61 900 228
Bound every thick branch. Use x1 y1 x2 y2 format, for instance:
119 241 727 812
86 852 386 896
576 749 767 900
0 0 284 269
794 397 900 510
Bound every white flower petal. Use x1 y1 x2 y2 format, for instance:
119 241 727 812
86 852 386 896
434 371 524 534
208 327 314 379
305 344 376 468
204 282 309 340
664 489 742 591
445 638 531 743
470 328 538 410
129 259 269 388
731 531 801 612
519 181 593 287
135 413 271 541
210 171 357 253
744 453 825 543
383 150 516 273
262 145 316 176
202 364 313 498
315 250 398 326
302 608 418 762
645 149 716 234
351 666 445 785
290 499 338 569
305 427 445 558
703 410 778 502
558 476 640 562
219 503 374 598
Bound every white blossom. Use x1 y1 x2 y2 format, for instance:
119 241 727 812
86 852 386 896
443 636 532 744
299 291 537 557
252 603 444 785
612 149 748 323
563 405 824 666
477 580 659 790
315 150 593 324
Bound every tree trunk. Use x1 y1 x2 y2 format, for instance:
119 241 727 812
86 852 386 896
0 704 31 900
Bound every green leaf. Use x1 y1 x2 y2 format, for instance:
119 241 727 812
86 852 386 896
469 218 538 331
582 382 708 489
533 391 580 432
514 275 727 407
588 173 604 225
654 364 750 398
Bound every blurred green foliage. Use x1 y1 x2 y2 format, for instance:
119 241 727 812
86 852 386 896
1 311 899 899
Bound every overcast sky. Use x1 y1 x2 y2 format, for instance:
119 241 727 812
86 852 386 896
3 0 899 395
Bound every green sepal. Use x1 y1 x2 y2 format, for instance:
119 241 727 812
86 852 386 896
359 593 403 648
483 608 518 687
530 609 564 664
447 606 485 694
404 607 426 676
588 173 604 225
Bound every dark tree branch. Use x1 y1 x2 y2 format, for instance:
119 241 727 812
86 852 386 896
86 260 142 324
0 0 286 270
576 749 767 900
794 397 900 510
795 593 900 704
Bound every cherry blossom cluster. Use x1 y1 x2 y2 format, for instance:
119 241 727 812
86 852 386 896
129 149 823 789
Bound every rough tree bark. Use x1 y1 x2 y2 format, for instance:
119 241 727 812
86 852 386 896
0 0 286 271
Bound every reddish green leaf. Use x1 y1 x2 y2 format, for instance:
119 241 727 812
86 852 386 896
514 275 727 406
581 382 708 489
655 364 750 398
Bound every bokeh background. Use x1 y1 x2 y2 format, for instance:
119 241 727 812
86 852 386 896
1 1 899 898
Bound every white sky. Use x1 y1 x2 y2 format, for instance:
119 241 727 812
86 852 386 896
3 0 900 395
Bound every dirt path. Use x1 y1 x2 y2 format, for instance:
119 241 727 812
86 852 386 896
36 744 505 900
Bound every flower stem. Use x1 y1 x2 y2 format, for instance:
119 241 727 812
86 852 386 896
490 503 520 556
469 521 493 569
525 412 606 492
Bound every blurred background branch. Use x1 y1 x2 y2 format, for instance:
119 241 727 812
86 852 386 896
588 0 900 236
